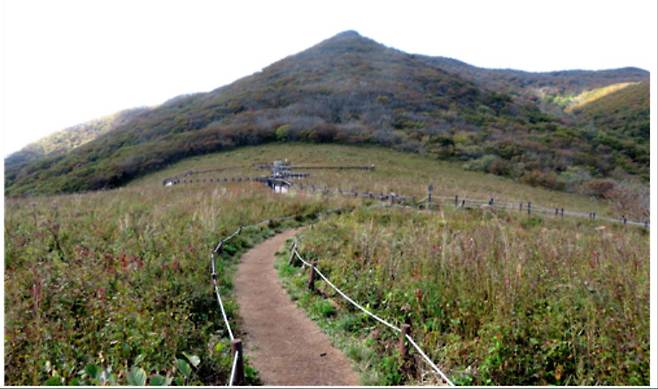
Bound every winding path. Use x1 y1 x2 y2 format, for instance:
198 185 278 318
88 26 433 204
234 229 360 386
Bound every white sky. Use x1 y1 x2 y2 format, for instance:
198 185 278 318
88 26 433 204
1 0 656 156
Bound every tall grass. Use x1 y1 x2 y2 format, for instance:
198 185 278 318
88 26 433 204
294 206 649 385
4 183 347 385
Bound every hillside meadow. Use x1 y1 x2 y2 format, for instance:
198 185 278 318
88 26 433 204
4 143 649 385
281 205 649 385
132 143 632 219
4 181 355 385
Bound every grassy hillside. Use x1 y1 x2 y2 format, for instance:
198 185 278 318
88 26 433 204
132 143 645 219
282 206 648 385
5 108 149 175
4 180 354 385
573 81 650 141
5 144 648 385
4 32 649 199
562 82 637 112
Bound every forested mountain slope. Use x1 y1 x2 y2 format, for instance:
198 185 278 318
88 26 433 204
5 31 649 198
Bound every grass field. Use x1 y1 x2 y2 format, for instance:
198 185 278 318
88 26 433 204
4 143 649 385
283 205 649 385
131 143 624 219
3 181 354 385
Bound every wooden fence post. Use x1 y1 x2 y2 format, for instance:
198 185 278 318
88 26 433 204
399 323 410 365
231 339 245 385
307 260 317 291
623 215 627 225
427 184 433 209
527 202 532 215
561 208 564 218
455 195 459 207
461 199 465 208
288 243 297 265
519 202 522 212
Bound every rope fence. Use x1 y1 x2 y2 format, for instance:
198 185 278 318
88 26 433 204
291 243 455 386
208 208 350 386
191 174 646 385
293 182 649 229
228 351 240 387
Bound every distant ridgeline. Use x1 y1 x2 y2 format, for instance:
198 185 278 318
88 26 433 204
5 31 649 201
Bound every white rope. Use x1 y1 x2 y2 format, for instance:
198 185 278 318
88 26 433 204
294 250 398 330
293 247 455 384
212 278 235 341
302 251 401 333
228 350 239 386
214 227 242 253
405 334 454 386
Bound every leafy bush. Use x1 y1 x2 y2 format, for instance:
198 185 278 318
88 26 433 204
582 178 616 198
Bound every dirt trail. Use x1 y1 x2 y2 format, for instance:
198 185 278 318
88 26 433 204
234 229 360 386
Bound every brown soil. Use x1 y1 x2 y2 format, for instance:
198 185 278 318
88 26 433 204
234 229 360 386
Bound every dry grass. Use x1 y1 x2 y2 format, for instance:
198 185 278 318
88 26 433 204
294 205 649 385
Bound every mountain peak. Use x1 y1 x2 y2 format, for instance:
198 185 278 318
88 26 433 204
305 30 386 55
332 30 362 39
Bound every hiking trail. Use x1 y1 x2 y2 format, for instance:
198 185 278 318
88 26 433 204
234 229 360 386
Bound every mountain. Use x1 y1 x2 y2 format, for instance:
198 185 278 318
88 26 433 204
4 31 650 196
418 55 647 106
5 107 150 175
570 81 650 178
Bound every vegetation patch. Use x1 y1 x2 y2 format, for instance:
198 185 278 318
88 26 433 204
3 183 349 385
280 206 649 385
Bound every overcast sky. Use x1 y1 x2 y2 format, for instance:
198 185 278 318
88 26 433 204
2 0 656 155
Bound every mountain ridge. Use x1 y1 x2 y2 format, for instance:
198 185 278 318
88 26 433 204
5 31 650 199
